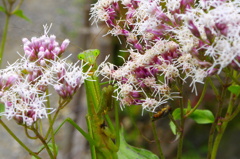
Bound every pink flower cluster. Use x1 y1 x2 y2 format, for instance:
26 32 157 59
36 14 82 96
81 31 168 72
22 34 69 65
92 0 240 113
0 25 89 125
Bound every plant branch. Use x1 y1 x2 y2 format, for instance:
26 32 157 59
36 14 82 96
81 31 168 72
0 119 40 159
185 81 208 118
151 120 165 159
31 127 54 159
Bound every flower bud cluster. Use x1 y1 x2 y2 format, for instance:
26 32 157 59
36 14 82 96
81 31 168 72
22 35 69 66
0 25 89 126
92 0 240 113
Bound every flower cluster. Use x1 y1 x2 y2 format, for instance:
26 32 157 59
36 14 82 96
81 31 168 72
0 25 89 126
91 0 240 113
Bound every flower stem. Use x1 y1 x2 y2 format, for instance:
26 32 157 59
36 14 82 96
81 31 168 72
185 81 208 118
45 99 70 139
210 93 234 159
31 127 54 159
0 0 24 66
114 99 120 148
176 79 185 159
151 120 165 159
0 13 10 67
210 71 239 159
0 119 40 159
177 99 185 159
46 89 57 157
207 76 229 159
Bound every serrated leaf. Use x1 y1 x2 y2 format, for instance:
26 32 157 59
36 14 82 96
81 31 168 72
228 85 240 96
169 121 177 135
12 9 30 21
118 128 159 159
189 109 214 124
0 6 6 13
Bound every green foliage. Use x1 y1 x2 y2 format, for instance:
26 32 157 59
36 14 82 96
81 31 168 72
169 121 177 135
12 9 31 21
0 6 6 13
172 108 214 124
170 108 214 135
117 129 159 159
189 109 214 124
228 85 240 96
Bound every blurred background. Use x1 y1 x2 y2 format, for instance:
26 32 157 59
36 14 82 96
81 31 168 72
0 0 240 159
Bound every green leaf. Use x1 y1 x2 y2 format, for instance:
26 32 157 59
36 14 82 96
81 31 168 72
12 10 30 21
0 6 6 13
172 108 187 120
228 85 240 96
172 108 214 124
189 109 214 124
117 128 159 159
169 121 177 135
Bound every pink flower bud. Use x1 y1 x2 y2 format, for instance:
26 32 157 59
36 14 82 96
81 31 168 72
61 39 70 52
188 20 201 38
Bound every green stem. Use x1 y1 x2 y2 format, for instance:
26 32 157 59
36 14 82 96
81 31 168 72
0 13 10 67
46 89 57 157
221 103 240 122
45 99 70 139
185 81 208 118
11 0 24 13
207 76 229 159
176 79 185 159
210 92 234 159
177 99 185 159
208 78 219 97
31 127 54 159
224 68 240 85
24 126 37 139
168 114 181 132
210 71 238 159
114 99 120 148
0 0 25 66
37 117 97 155
0 119 40 159
151 120 165 159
